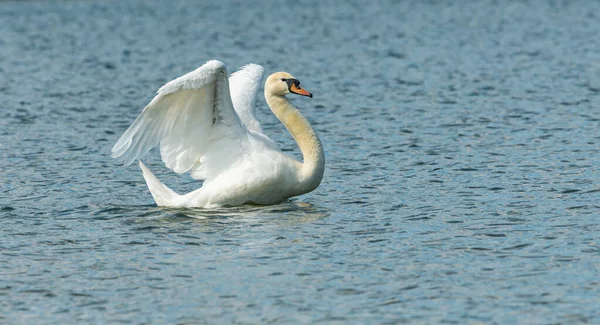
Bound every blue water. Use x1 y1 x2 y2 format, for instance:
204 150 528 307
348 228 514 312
1 0 600 324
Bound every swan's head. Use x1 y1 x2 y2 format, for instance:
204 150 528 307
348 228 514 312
265 72 313 98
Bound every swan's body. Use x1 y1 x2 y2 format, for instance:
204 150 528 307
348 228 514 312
111 60 324 208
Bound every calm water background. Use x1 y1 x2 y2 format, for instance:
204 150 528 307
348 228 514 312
1 0 599 324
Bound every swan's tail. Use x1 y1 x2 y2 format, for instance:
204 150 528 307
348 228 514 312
139 161 180 207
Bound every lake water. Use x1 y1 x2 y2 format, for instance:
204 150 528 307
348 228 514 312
1 0 599 324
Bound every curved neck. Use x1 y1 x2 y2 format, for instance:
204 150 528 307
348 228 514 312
265 92 325 193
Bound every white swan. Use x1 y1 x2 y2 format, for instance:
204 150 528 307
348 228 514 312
111 60 325 208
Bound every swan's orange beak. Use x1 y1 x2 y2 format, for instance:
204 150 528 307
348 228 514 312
289 83 313 98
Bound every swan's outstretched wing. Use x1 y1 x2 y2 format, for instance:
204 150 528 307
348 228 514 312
111 60 246 177
229 64 268 136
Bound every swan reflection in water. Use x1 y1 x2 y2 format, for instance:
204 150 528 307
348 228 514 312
112 60 325 209
160 201 330 223
105 200 331 229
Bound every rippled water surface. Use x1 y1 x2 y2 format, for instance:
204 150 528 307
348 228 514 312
1 0 600 324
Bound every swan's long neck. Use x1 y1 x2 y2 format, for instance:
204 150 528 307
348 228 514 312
265 93 325 193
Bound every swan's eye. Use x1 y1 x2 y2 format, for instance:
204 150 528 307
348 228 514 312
281 78 286 82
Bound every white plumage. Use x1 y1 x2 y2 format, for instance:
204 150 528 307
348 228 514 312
112 60 325 208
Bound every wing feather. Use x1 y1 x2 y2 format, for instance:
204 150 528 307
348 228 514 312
111 60 247 177
229 64 267 135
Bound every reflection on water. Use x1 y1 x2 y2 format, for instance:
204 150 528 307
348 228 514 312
161 201 329 221
92 201 330 223
1 0 600 324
